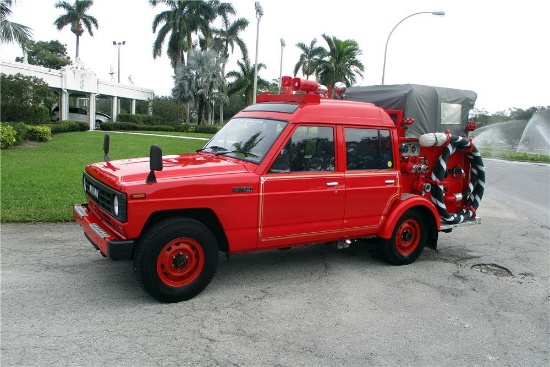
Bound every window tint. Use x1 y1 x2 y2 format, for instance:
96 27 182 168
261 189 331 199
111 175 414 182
270 126 335 173
345 128 393 170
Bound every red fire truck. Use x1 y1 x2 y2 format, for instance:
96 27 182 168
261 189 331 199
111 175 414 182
74 76 484 303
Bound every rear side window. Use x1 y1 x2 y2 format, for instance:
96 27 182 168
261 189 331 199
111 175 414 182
345 128 393 170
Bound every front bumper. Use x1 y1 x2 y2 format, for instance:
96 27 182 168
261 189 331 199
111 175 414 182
73 204 134 260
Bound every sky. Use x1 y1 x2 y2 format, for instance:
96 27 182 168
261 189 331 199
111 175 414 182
2 0 549 114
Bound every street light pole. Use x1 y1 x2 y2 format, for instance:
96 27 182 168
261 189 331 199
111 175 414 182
278 38 286 93
252 1 263 104
113 40 126 83
381 11 445 85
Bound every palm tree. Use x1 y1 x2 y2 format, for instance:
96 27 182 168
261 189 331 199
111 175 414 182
1 0 33 52
210 5 248 124
173 48 226 124
53 0 98 60
316 34 365 89
150 0 217 70
293 38 324 79
226 56 268 106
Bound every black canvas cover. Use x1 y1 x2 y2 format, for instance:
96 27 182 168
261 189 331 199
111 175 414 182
345 84 477 137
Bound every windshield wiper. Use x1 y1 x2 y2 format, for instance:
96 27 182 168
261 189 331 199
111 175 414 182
215 149 259 158
197 146 228 153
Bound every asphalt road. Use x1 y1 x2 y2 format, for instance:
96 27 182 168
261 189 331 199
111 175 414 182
1 194 549 366
484 159 550 228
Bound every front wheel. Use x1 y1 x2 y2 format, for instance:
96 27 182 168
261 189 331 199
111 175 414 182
380 209 427 265
133 217 219 303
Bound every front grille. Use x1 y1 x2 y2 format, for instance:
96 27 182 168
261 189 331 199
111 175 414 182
83 172 127 222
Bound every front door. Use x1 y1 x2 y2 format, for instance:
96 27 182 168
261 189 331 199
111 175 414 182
259 125 345 247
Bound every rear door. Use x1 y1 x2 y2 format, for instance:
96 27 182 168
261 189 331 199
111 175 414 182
343 127 400 236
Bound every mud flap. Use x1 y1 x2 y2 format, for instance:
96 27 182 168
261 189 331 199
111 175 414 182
427 227 439 250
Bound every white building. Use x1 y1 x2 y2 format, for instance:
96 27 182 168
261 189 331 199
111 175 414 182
1 60 155 130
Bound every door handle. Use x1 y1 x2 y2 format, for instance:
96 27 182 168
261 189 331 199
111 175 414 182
326 182 338 187
385 180 395 185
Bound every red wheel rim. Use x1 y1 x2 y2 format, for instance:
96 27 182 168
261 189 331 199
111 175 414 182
157 238 205 287
395 219 420 255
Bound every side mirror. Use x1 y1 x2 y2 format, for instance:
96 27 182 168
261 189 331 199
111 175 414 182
146 145 163 183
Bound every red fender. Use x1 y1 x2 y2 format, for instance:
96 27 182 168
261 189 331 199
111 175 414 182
378 194 441 239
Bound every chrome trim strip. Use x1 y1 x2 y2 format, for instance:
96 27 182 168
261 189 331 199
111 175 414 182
90 223 109 239
74 205 87 218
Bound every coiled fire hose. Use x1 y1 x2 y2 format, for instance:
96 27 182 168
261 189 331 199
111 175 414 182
419 133 485 224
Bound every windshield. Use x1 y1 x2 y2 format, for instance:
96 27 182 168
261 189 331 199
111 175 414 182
201 118 287 163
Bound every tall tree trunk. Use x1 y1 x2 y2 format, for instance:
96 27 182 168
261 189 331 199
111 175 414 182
75 35 80 60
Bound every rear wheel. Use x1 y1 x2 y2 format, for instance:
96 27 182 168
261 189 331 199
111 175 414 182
380 209 427 265
133 217 219 302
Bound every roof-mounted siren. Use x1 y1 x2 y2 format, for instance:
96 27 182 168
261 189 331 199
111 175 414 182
287 77 328 97
291 77 319 93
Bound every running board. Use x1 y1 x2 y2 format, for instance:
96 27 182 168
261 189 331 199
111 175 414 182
440 217 481 231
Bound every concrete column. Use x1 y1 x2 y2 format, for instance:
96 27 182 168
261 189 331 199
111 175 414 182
60 90 69 121
148 99 153 116
131 99 136 114
88 93 96 130
112 96 118 122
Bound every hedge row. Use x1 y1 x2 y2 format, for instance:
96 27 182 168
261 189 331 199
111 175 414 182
101 122 219 134
0 120 87 148
117 113 164 125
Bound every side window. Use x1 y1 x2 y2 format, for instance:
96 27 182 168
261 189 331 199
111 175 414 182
345 128 393 170
270 126 335 173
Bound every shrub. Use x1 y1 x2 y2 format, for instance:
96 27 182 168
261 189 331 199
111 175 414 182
149 96 187 123
45 120 88 133
0 124 17 148
101 122 140 131
0 73 56 123
1 104 51 124
117 113 164 125
100 121 219 134
3 121 29 144
195 125 219 134
27 125 52 142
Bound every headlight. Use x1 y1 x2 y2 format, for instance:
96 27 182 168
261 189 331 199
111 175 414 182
113 195 119 216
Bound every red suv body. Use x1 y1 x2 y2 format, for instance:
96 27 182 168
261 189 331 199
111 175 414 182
74 80 482 303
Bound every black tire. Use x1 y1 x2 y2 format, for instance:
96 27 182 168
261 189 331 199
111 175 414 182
380 209 427 265
133 217 219 303
95 120 101 130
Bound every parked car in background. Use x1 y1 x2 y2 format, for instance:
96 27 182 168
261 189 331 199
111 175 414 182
51 106 111 129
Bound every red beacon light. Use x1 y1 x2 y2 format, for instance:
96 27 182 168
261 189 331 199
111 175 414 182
466 121 477 131
280 76 293 94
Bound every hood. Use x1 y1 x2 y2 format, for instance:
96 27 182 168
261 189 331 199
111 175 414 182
87 153 250 186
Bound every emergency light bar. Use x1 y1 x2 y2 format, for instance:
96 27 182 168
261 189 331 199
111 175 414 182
255 76 328 103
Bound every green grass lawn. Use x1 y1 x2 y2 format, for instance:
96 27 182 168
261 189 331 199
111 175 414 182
2 131 548 223
1 131 211 222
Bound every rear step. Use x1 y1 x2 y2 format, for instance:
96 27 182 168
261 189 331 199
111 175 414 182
440 217 481 232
